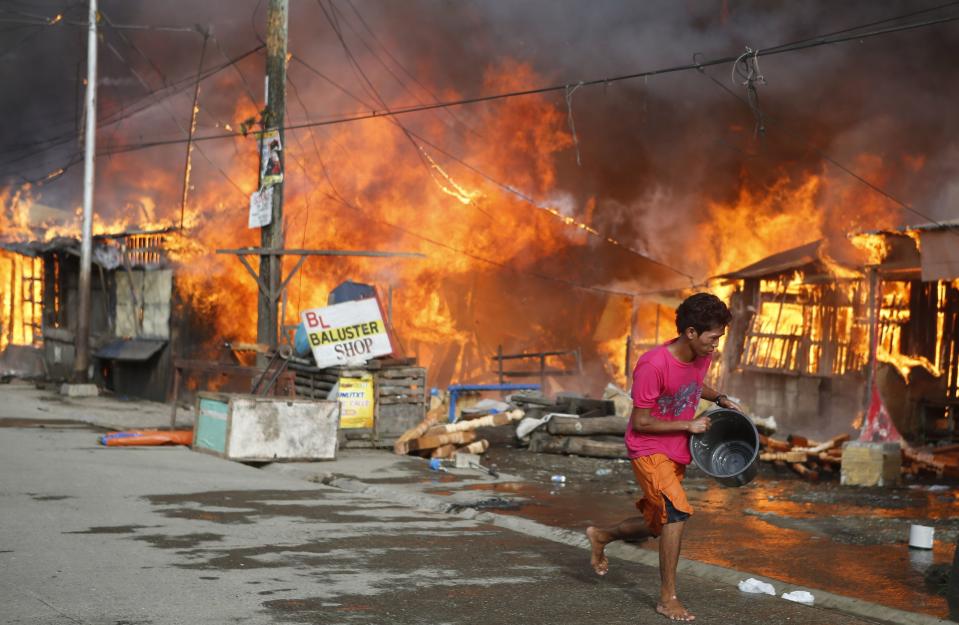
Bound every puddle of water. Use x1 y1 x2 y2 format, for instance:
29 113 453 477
64 525 150 534
435 477 956 617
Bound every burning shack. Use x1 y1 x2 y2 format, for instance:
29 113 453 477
713 240 868 436
854 221 959 444
715 226 959 444
0 228 177 401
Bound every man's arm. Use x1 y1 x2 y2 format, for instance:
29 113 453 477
630 406 710 434
701 384 743 412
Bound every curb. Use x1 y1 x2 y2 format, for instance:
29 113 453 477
322 475 956 625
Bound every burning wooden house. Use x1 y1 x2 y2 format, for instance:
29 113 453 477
714 224 959 444
0 228 177 401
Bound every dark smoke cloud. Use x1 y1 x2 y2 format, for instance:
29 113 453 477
3 0 958 275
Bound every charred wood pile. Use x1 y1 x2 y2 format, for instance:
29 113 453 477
516 393 627 459
391 392 625 461
758 433 959 481
901 444 959 478
393 406 523 458
758 433 850 481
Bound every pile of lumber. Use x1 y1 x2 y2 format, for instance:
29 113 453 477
759 434 959 481
517 394 628 459
393 407 524 459
758 433 851 481
902 444 959 478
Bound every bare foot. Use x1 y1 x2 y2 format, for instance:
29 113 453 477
585 526 609 575
656 596 695 621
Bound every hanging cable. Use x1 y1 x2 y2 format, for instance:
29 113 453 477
565 82 585 166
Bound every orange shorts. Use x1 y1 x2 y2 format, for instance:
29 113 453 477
630 453 693 536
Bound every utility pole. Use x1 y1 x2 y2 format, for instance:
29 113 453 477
257 0 288 352
74 0 98 381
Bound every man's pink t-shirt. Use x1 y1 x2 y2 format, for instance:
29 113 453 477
625 340 712 465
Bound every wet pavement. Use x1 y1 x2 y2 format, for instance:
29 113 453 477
0 422 899 625
2 382 956 624
322 444 958 619
426 446 959 619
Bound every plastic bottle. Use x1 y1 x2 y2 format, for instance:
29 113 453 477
550 474 566 483
595 468 612 476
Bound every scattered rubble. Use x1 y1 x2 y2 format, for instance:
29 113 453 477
758 433 959 482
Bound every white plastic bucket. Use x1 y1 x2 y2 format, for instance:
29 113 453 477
908 524 935 549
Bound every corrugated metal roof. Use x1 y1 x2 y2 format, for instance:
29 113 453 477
856 219 959 235
717 240 823 279
94 339 166 362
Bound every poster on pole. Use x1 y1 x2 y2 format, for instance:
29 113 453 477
248 186 273 228
259 128 283 188
300 298 393 368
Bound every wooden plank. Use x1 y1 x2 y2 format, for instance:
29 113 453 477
405 430 477 453
528 432 627 459
377 367 426 378
374 376 423 386
424 410 523 436
760 435 791 451
293 385 330 398
378 394 426 402
760 450 807 463
377 385 425 395
791 463 819 481
293 379 335 390
459 439 489 455
393 407 446 454
430 444 457 459
546 415 627 436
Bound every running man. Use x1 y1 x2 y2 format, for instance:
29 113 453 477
586 292 741 621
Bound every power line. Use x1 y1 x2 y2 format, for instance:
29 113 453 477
692 61 954 231
282 19 690 299
95 11 249 201
0 23 45 60
289 47 695 281
278 91 681 300
95 11 959 156
760 0 959 52
290 149 689 299
316 0 496 220
338 0 479 138
0 42 265 177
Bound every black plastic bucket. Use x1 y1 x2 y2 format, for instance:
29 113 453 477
689 408 759 487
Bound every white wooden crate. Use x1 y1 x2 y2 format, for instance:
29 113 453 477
194 392 339 461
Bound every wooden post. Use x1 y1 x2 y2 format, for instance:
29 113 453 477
497 344 504 385
862 267 880 420
179 28 209 230
257 0 288 353
7 258 15 347
763 276 788 368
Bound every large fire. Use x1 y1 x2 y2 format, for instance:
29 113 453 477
0 41 929 395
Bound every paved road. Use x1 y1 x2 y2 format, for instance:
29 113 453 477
0 420 902 625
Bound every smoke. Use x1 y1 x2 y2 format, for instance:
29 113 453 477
3 0 958 390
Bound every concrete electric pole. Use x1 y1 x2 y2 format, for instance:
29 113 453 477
73 0 98 382
256 0 288 351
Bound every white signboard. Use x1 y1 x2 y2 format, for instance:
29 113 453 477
300 298 393 368
248 186 273 228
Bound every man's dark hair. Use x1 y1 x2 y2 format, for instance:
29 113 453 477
675 292 732 334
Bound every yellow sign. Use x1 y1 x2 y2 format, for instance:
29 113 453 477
338 375 374 429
